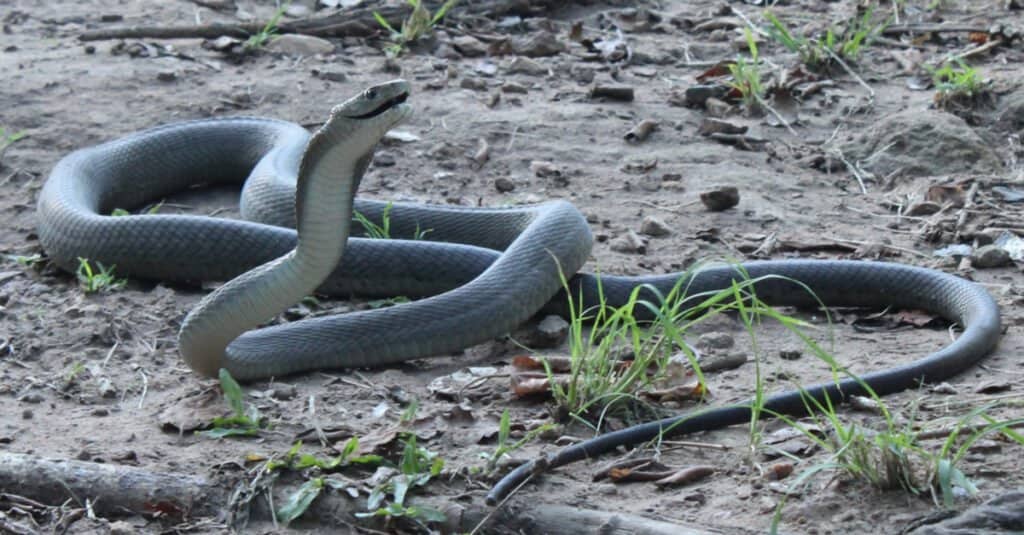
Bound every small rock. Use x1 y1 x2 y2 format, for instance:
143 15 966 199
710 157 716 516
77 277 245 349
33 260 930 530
610 231 647 254
91 408 109 417
312 69 347 82
931 382 958 394
501 81 529 94
967 439 1002 453
19 392 44 404
700 186 739 211
21 409 32 420
529 315 570 348
765 462 793 481
109 520 136 535
640 215 672 237
459 77 487 91
507 56 547 76
373 152 397 167
681 84 730 108
697 331 734 351
204 35 242 52
452 35 488 57
778 348 802 360
511 30 565 57
970 244 1011 268
494 177 515 192
267 34 335 56
156 71 176 82
474 61 498 77
98 378 117 398
270 384 298 401
530 160 561 178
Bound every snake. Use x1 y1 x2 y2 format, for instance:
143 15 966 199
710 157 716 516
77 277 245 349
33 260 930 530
36 79 1001 504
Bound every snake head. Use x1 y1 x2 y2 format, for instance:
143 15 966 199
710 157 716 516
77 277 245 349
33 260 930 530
307 79 412 165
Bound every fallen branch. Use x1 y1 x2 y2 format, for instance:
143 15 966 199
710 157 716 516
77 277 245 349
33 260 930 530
0 452 718 533
80 0 555 41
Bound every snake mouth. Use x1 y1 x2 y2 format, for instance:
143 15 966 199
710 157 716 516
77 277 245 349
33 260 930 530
347 91 409 120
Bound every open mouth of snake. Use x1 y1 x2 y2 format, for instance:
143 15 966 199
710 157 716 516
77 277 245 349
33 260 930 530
348 91 409 120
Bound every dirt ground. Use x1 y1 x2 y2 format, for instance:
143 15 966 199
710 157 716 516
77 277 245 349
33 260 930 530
2 0 1024 533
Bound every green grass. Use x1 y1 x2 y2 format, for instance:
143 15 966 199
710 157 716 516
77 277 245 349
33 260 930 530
244 4 287 51
199 368 268 438
763 8 887 71
76 257 126 293
930 59 985 103
111 201 163 217
0 126 26 163
373 0 458 57
482 409 556 472
353 201 431 240
729 28 764 110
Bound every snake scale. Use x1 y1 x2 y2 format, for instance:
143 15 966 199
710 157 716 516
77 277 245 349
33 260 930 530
35 80 1001 504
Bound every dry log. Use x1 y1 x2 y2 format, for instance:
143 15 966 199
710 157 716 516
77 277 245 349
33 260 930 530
80 0 556 41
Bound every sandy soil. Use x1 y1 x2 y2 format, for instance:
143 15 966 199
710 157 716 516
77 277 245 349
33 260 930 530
1 0 1023 533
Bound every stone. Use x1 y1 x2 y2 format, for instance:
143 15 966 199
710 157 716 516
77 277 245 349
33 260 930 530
840 110 1002 179
610 231 646 254
700 186 739 211
267 34 335 56
494 177 515 192
507 56 547 76
640 215 672 237
971 244 1011 268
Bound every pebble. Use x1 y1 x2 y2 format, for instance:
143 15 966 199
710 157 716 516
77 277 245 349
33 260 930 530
697 331 734 351
501 81 529 94
373 152 396 167
528 315 570 348
452 35 487 57
21 409 32 420
778 348 802 360
507 56 547 76
511 30 565 57
459 77 487 91
640 215 672 237
109 520 136 535
284 4 310 17
494 177 515 192
267 34 335 56
610 231 646 254
700 186 739 211
270 383 298 401
684 84 730 107
970 244 1011 268
19 392 44 404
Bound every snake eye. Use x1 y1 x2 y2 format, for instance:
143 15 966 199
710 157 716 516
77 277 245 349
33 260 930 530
365 88 377 100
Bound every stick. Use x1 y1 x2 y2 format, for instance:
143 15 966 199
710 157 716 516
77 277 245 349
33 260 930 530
80 0 556 41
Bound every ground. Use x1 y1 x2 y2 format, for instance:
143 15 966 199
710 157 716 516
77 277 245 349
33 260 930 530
1 0 1023 533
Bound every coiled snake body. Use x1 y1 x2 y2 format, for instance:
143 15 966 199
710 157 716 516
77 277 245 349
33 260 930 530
36 80 1001 503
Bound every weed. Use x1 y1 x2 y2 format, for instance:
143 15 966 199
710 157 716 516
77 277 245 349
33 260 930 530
11 254 44 268
354 201 431 240
76 257 126 293
483 409 557 472
373 0 458 57
356 434 446 525
929 59 989 111
763 8 886 71
244 4 287 51
0 126 26 163
199 368 268 438
729 28 764 110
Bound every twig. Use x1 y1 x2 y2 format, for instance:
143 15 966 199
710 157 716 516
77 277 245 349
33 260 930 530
821 235 931 259
883 23 992 36
136 371 148 409
819 46 875 101
468 472 535 535
954 181 980 241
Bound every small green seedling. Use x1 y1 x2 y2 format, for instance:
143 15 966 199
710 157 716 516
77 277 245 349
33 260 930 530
373 0 458 57
483 409 556 472
354 201 431 240
244 4 287 51
930 59 986 109
76 257 126 293
357 434 446 525
729 28 764 110
199 368 268 438
0 126 26 162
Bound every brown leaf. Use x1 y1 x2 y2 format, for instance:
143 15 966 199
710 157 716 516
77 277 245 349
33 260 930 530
640 382 707 403
511 354 573 373
654 465 715 487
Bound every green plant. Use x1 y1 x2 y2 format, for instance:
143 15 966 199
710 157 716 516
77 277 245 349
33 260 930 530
356 434 445 524
764 8 884 70
244 4 288 51
76 257 126 293
372 0 458 57
354 201 431 240
483 409 557 472
10 254 43 268
930 60 983 97
199 368 268 438
729 28 764 110
0 126 26 162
